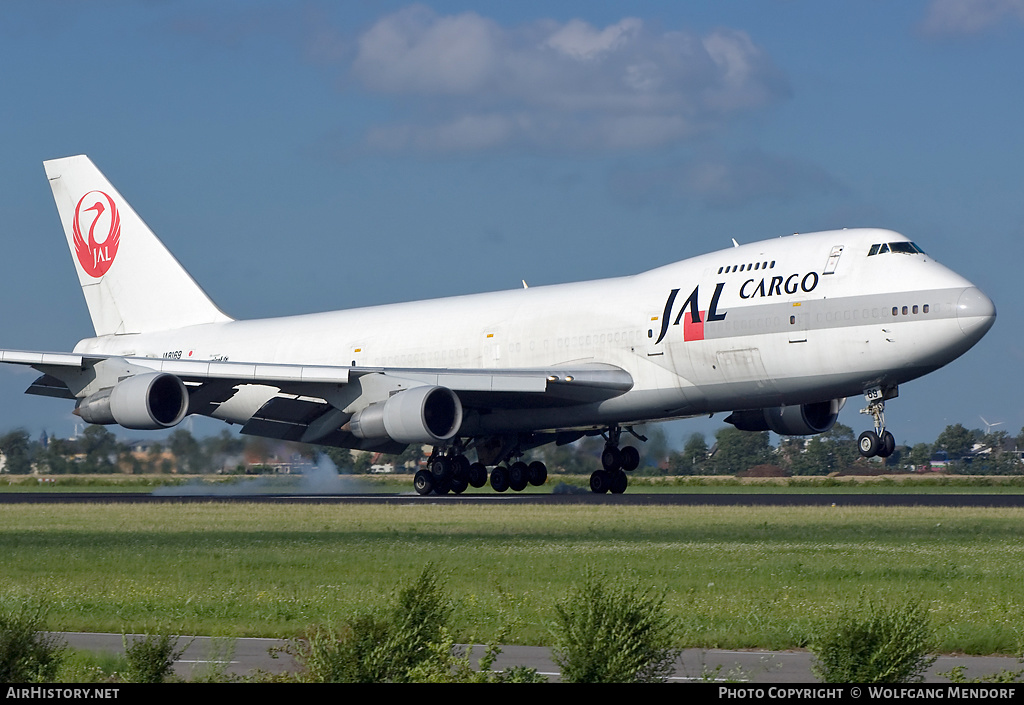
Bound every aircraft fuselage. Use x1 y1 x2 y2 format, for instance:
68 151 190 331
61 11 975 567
69 228 994 435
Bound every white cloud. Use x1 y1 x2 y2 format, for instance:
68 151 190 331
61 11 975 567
352 5 500 94
921 0 1024 36
544 17 643 60
347 6 788 153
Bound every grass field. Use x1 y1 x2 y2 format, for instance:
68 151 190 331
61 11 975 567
1 502 1022 655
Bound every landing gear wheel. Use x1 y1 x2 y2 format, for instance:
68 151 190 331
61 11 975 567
429 456 452 481
450 475 468 494
620 446 640 472
859 387 899 460
527 461 548 486
878 431 896 459
413 470 434 496
468 462 488 488
508 461 529 492
601 446 622 472
433 478 451 495
858 430 880 458
610 470 628 494
490 466 510 493
451 454 470 480
590 470 611 494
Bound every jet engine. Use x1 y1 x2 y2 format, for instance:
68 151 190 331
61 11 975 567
725 399 845 436
348 385 463 445
76 372 189 430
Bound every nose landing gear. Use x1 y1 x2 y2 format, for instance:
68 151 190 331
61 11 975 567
858 386 898 459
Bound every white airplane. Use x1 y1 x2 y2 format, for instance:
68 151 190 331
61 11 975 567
0 156 996 494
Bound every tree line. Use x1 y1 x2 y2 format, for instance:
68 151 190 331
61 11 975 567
0 427 253 475
0 421 1021 476
666 422 1024 476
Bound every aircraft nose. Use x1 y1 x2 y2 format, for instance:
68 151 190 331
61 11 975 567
956 287 996 340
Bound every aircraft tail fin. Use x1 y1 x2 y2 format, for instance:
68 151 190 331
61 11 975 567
43 155 233 336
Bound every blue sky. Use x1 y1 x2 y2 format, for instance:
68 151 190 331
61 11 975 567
1 1 1021 447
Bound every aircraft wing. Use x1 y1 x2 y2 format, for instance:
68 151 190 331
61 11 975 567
1 349 632 401
0 349 633 446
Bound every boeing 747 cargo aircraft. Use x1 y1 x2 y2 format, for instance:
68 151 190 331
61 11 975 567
0 156 996 494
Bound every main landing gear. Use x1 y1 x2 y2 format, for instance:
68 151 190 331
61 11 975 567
858 386 898 459
589 425 642 494
413 446 547 496
414 450 489 496
411 425 645 496
487 460 548 493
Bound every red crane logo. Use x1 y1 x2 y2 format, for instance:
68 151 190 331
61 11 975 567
72 190 120 278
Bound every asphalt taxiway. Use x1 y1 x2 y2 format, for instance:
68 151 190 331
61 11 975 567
56 632 1024 682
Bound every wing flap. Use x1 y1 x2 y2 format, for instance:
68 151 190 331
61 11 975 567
240 396 331 442
239 396 405 454
26 373 75 399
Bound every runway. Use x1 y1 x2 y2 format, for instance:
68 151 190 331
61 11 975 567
55 632 1024 682
4 491 1024 506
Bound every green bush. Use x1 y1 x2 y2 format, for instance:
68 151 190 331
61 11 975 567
550 568 680 683
296 613 392 683
942 668 1024 684
122 633 188 683
939 657 1024 683
0 600 65 683
292 564 543 683
406 632 547 683
810 599 935 683
56 649 127 683
294 564 453 683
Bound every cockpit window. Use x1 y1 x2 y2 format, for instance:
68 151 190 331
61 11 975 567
888 241 925 255
868 242 926 256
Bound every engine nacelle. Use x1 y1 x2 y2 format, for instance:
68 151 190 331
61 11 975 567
349 386 463 445
76 372 189 430
725 399 844 436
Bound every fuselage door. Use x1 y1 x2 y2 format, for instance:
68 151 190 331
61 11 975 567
645 311 666 357
483 331 501 366
823 245 844 275
788 303 808 344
